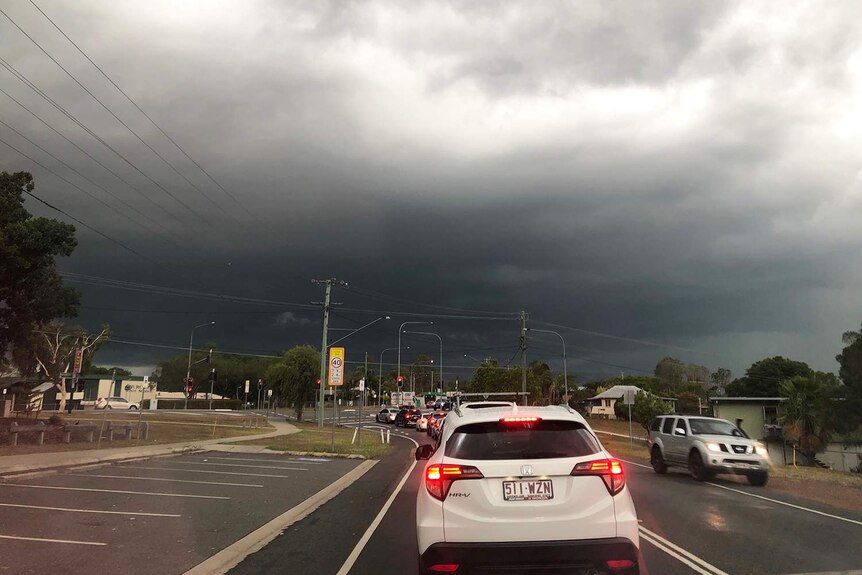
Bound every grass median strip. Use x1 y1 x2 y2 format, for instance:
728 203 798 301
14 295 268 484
236 420 392 459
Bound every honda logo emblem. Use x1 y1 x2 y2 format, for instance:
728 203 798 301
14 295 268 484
520 465 534 476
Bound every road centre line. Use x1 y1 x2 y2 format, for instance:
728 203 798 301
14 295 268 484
3 484 229 499
0 534 107 546
0 502 181 517
128 466 294 479
69 474 263 488
170 461 309 471
704 481 862 527
639 526 729 575
638 529 725 575
193 456 323 465
337 433 421 575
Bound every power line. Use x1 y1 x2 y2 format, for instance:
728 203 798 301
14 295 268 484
0 56 209 227
0 6 236 223
27 0 252 218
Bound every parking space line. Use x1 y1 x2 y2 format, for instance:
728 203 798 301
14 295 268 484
3 484 230 499
129 466 294 479
170 461 309 471
193 456 324 465
0 502 181 517
0 534 107 546
69 474 263 488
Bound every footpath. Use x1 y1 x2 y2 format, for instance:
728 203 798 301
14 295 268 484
0 417 298 478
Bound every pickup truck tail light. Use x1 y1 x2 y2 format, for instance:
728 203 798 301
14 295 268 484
425 464 484 501
570 458 625 495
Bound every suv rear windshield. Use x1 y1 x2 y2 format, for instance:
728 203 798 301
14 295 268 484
445 420 601 460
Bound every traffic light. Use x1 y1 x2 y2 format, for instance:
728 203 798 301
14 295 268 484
258 378 263 389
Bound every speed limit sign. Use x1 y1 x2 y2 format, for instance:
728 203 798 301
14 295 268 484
328 347 345 386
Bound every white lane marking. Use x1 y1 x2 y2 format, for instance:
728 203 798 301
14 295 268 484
193 456 324 465
183 460 377 575
618 457 652 470
3 484 229 499
705 481 862 527
0 534 107 546
0 502 181 517
70 474 263 488
639 526 729 575
336 432 421 575
128 466 294 479
169 461 309 471
638 530 722 575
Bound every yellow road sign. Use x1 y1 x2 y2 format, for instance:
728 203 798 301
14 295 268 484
328 347 345 386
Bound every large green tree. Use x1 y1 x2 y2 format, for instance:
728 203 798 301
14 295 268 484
266 345 320 421
835 323 862 434
726 356 813 397
654 357 686 392
1 172 79 373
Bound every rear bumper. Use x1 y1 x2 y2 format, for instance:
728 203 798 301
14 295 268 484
420 537 642 575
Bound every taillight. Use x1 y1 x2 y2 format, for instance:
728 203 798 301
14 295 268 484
571 458 625 495
425 464 484 500
429 565 459 572
500 416 541 423
606 559 635 571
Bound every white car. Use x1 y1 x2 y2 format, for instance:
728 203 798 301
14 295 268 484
417 413 429 432
376 407 400 423
415 405 641 574
95 396 139 410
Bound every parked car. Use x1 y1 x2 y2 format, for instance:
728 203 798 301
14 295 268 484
395 407 421 427
415 404 640 574
95 396 139 410
647 414 770 486
376 407 400 423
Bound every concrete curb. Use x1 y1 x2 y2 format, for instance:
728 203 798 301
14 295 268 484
183 459 378 575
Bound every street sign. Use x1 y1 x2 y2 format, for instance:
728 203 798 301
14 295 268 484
622 389 636 405
244 380 250 393
359 378 365 391
73 348 83 374
328 347 345 386
267 389 273 397
143 376 149 385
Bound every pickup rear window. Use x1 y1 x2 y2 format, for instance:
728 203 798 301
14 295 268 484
445 420 601 460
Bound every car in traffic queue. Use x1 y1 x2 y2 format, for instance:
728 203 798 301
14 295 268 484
417 412 430 432
95 396 139 410
415 404 642 574
395 407 421 427
426 410 448 437
376 407 400 423
647 414 770 486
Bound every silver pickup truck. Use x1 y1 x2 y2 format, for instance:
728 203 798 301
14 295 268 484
647 414 770 486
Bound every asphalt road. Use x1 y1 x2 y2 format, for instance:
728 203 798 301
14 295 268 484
234 420 862 575
0 450 361 575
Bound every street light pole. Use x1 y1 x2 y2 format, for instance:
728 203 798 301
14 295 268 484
397 321 432 382
185 321 214 409
403 331 443 395
528 328 568 403
378 346 401 406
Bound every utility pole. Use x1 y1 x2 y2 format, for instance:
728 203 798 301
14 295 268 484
313 278 345 428
520 310 528 405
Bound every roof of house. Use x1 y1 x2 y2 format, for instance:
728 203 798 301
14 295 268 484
589 385 642 400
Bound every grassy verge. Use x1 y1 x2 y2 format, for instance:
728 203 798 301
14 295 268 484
600 434 650 462
239 420 391 459
0 412 272 457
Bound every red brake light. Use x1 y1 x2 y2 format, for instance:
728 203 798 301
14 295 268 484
429 565 459 572
425 464 484 501
571 458 625 495
500 416 541 423
606 559 635 571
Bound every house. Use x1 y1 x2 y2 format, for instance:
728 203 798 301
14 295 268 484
587 385 643 419
708 397 786 441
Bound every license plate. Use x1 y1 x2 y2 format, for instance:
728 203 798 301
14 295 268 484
502 479 553 501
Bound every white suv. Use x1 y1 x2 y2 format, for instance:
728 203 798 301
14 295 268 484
415 405 641 575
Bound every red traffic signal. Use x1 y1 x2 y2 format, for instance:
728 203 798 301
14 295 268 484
316 378 321 385
397 376 403 383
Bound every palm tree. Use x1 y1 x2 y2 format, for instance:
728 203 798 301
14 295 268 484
779 374 839 465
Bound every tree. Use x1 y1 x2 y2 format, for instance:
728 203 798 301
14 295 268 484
835 322 862 434
685 363 711 389
780 373 840 465
654 357 685 392
631 393 673 431
31 321 109 412
709 368 732 395
726 356 813 397
266 345 320 421
1 172 80 370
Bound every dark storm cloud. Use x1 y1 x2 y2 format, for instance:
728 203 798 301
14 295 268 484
2 0 861 378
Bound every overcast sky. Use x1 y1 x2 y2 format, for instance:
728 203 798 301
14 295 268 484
2 0 861 381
